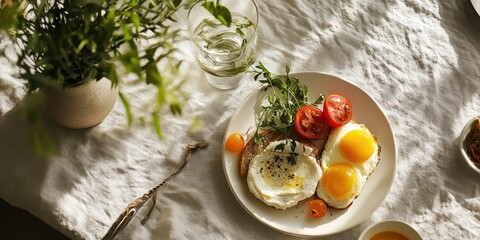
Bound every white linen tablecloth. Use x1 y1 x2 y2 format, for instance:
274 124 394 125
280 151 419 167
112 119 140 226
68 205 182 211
1 0 480 239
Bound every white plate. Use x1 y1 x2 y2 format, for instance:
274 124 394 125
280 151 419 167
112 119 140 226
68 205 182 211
472 0 480 17
222 72 397 237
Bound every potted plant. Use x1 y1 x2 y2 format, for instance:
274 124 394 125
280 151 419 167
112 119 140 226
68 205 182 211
0 0 232 155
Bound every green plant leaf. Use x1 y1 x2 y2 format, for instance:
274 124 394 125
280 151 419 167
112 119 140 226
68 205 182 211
122 23 133 41
76 39 90 53
202 1 215 13
0 0 207 154
172 0 182 7
106 64 119 85
146 64 162 86
165 0 181 9
119 92 133 126
152 112 163 140
130 0 139 7
201 0 232 27
22 94 57 157
215 5 231 27
30 124 57 157
189 115 203 131
131 12 141 30
170 101 182 115
0 5 19 32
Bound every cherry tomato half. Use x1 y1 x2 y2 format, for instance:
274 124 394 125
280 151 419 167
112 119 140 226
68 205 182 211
323 94 353 128
225 133 245 152
294 106 329 140
308 199 327 218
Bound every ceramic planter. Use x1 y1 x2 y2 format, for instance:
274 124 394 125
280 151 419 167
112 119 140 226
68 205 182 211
43 78 118 129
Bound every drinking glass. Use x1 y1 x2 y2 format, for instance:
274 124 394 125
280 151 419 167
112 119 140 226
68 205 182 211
187 0 258 90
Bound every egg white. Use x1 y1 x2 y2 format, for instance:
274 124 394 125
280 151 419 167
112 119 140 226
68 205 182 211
320 122 380 177
316 122 380 209
247 140 322 210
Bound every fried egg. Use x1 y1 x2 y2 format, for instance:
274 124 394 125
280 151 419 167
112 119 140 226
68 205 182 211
316 162 364 209
316 122 380 209
247 140 322 210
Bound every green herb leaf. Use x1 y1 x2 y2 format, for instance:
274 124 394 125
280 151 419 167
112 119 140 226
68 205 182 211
287 153 299 165
250 62 325 164
274 143 285 152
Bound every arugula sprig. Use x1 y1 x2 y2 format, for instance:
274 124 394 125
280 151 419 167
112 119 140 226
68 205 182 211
251 62 325 164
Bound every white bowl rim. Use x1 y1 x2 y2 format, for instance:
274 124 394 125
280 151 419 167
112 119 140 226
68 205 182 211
458 115 480 175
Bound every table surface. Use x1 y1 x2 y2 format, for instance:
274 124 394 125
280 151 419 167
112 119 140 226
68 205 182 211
0 198 69 239
1 1 480 239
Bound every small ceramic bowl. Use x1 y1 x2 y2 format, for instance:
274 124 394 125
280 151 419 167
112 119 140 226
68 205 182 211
458 115 480 175
358 220 422 240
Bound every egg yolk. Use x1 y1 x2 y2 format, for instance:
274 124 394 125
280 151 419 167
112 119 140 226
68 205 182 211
321 163 357 201
340 129 375 162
